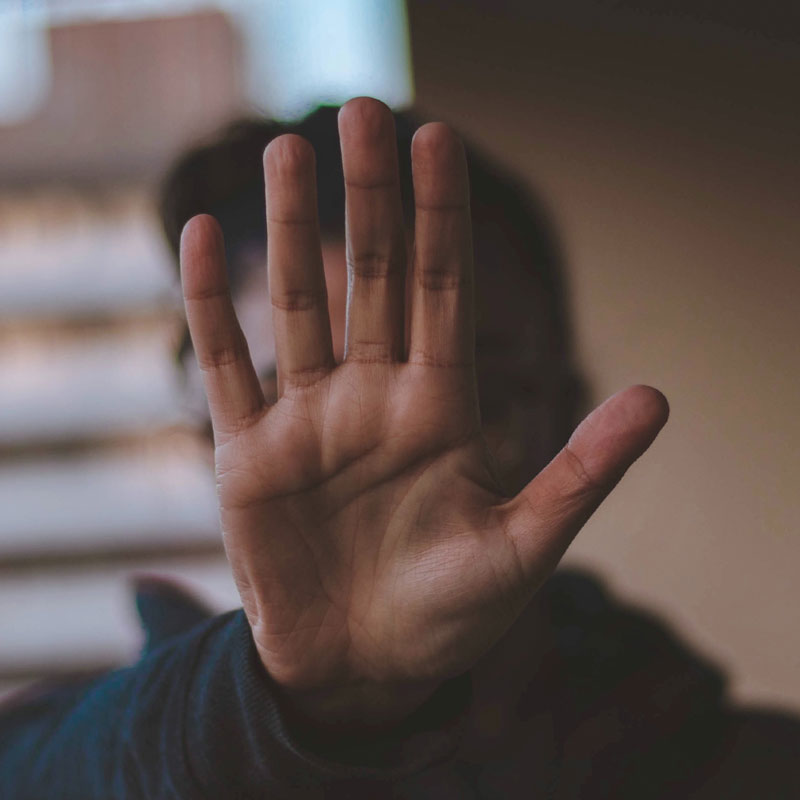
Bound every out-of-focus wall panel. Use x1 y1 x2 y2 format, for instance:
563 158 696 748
409 2 800 711
0 12 243 182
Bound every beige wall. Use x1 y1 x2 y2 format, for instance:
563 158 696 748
410 4 799 711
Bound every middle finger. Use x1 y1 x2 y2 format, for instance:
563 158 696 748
338 97 407 364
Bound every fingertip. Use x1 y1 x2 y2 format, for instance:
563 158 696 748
338 98 401 192
411 122 465 167
565 384 671 489
263 134 315 178
181 212 221 246
180 214 223 272
411 122 469 203
615 384 670 435
338 96 395 139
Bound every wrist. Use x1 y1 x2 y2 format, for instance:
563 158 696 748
276 676 444 742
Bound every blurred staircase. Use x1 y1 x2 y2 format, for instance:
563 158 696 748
0 11 247 700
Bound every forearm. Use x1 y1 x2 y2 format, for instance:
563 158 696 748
0 610 470 799
0 615 226 800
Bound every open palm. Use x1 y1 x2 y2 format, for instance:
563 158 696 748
180 98 668 729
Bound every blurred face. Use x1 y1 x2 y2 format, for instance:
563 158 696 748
186 230 572 493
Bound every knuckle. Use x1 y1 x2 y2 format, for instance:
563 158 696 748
348 252 403 280
415 266 468 292
562 444 601 495
283 364 332 388
407 350 470 368
345 340 395 364
198 346 247 371
271 288 327 312
184 285 229 303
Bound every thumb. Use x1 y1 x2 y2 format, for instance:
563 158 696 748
500 384 669 582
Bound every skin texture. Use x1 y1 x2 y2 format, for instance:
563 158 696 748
180 97 669 734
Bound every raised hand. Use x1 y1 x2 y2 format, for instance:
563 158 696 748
180 97 668 733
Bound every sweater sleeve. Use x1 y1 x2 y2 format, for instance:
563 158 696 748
0 610 471 800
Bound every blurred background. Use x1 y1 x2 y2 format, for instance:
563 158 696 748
0 0 797 713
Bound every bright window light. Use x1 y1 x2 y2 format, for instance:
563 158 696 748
0 4 51 125
0 0 413 125
232 0 414 121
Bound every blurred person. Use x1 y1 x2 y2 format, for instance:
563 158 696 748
1 98 798 798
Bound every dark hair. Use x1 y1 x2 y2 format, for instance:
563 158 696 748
159 105 584 467
161 105 567 340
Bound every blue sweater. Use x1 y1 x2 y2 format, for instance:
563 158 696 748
1 570 798 799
